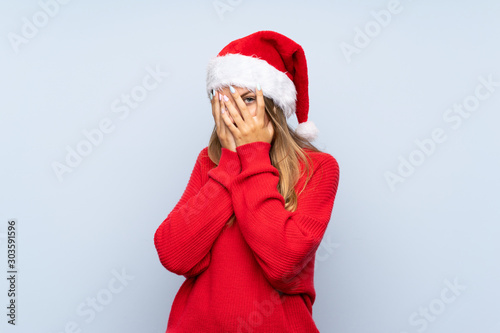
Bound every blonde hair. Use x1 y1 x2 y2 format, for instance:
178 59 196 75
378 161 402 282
208 95 323 228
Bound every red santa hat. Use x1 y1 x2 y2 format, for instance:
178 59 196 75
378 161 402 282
206 30 319 141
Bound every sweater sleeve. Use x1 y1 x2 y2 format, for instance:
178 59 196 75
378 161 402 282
154 147 241 278
230 141 340 294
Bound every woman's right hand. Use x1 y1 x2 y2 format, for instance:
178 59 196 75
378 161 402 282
212 90 237 153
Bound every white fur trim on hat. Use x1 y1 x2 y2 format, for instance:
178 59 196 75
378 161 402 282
206 53 297 118
295 120 319 141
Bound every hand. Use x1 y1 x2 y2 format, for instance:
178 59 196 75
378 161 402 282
211 90 237 152
220 85 274 147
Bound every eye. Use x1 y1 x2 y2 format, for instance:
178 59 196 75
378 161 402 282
244 97 255 103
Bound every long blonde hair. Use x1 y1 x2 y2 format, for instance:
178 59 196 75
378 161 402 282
208 96 324 228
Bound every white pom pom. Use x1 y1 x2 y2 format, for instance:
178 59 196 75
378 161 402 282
295 120 319 141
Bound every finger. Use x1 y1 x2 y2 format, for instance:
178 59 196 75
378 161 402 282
213 90 221 132
218 91 227 137
222 95 244 129
228 86 251 122
211 89 217 117
220 98 239 134
256 84 265 122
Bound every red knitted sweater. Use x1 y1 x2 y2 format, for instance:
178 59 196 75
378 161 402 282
154 141 340 332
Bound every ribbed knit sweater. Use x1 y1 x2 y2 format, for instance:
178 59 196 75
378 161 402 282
154 141 340 332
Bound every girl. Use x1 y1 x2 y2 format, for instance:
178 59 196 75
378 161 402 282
154 30 340 332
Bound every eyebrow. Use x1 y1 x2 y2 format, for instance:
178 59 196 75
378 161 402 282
240 91 255 97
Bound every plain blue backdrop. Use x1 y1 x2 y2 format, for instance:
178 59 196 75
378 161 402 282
1 1 499 332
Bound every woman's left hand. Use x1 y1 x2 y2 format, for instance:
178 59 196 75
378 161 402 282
220 85 274 147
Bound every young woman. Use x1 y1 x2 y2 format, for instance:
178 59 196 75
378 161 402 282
154 30 340 332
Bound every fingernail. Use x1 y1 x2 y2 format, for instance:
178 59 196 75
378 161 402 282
219 93 222 101
229 85 235 93
257 83 261 91
209 92 213 100
223 95 229 102
221 107 225 114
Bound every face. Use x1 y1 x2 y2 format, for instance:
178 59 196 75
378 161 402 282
216 86 269 126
